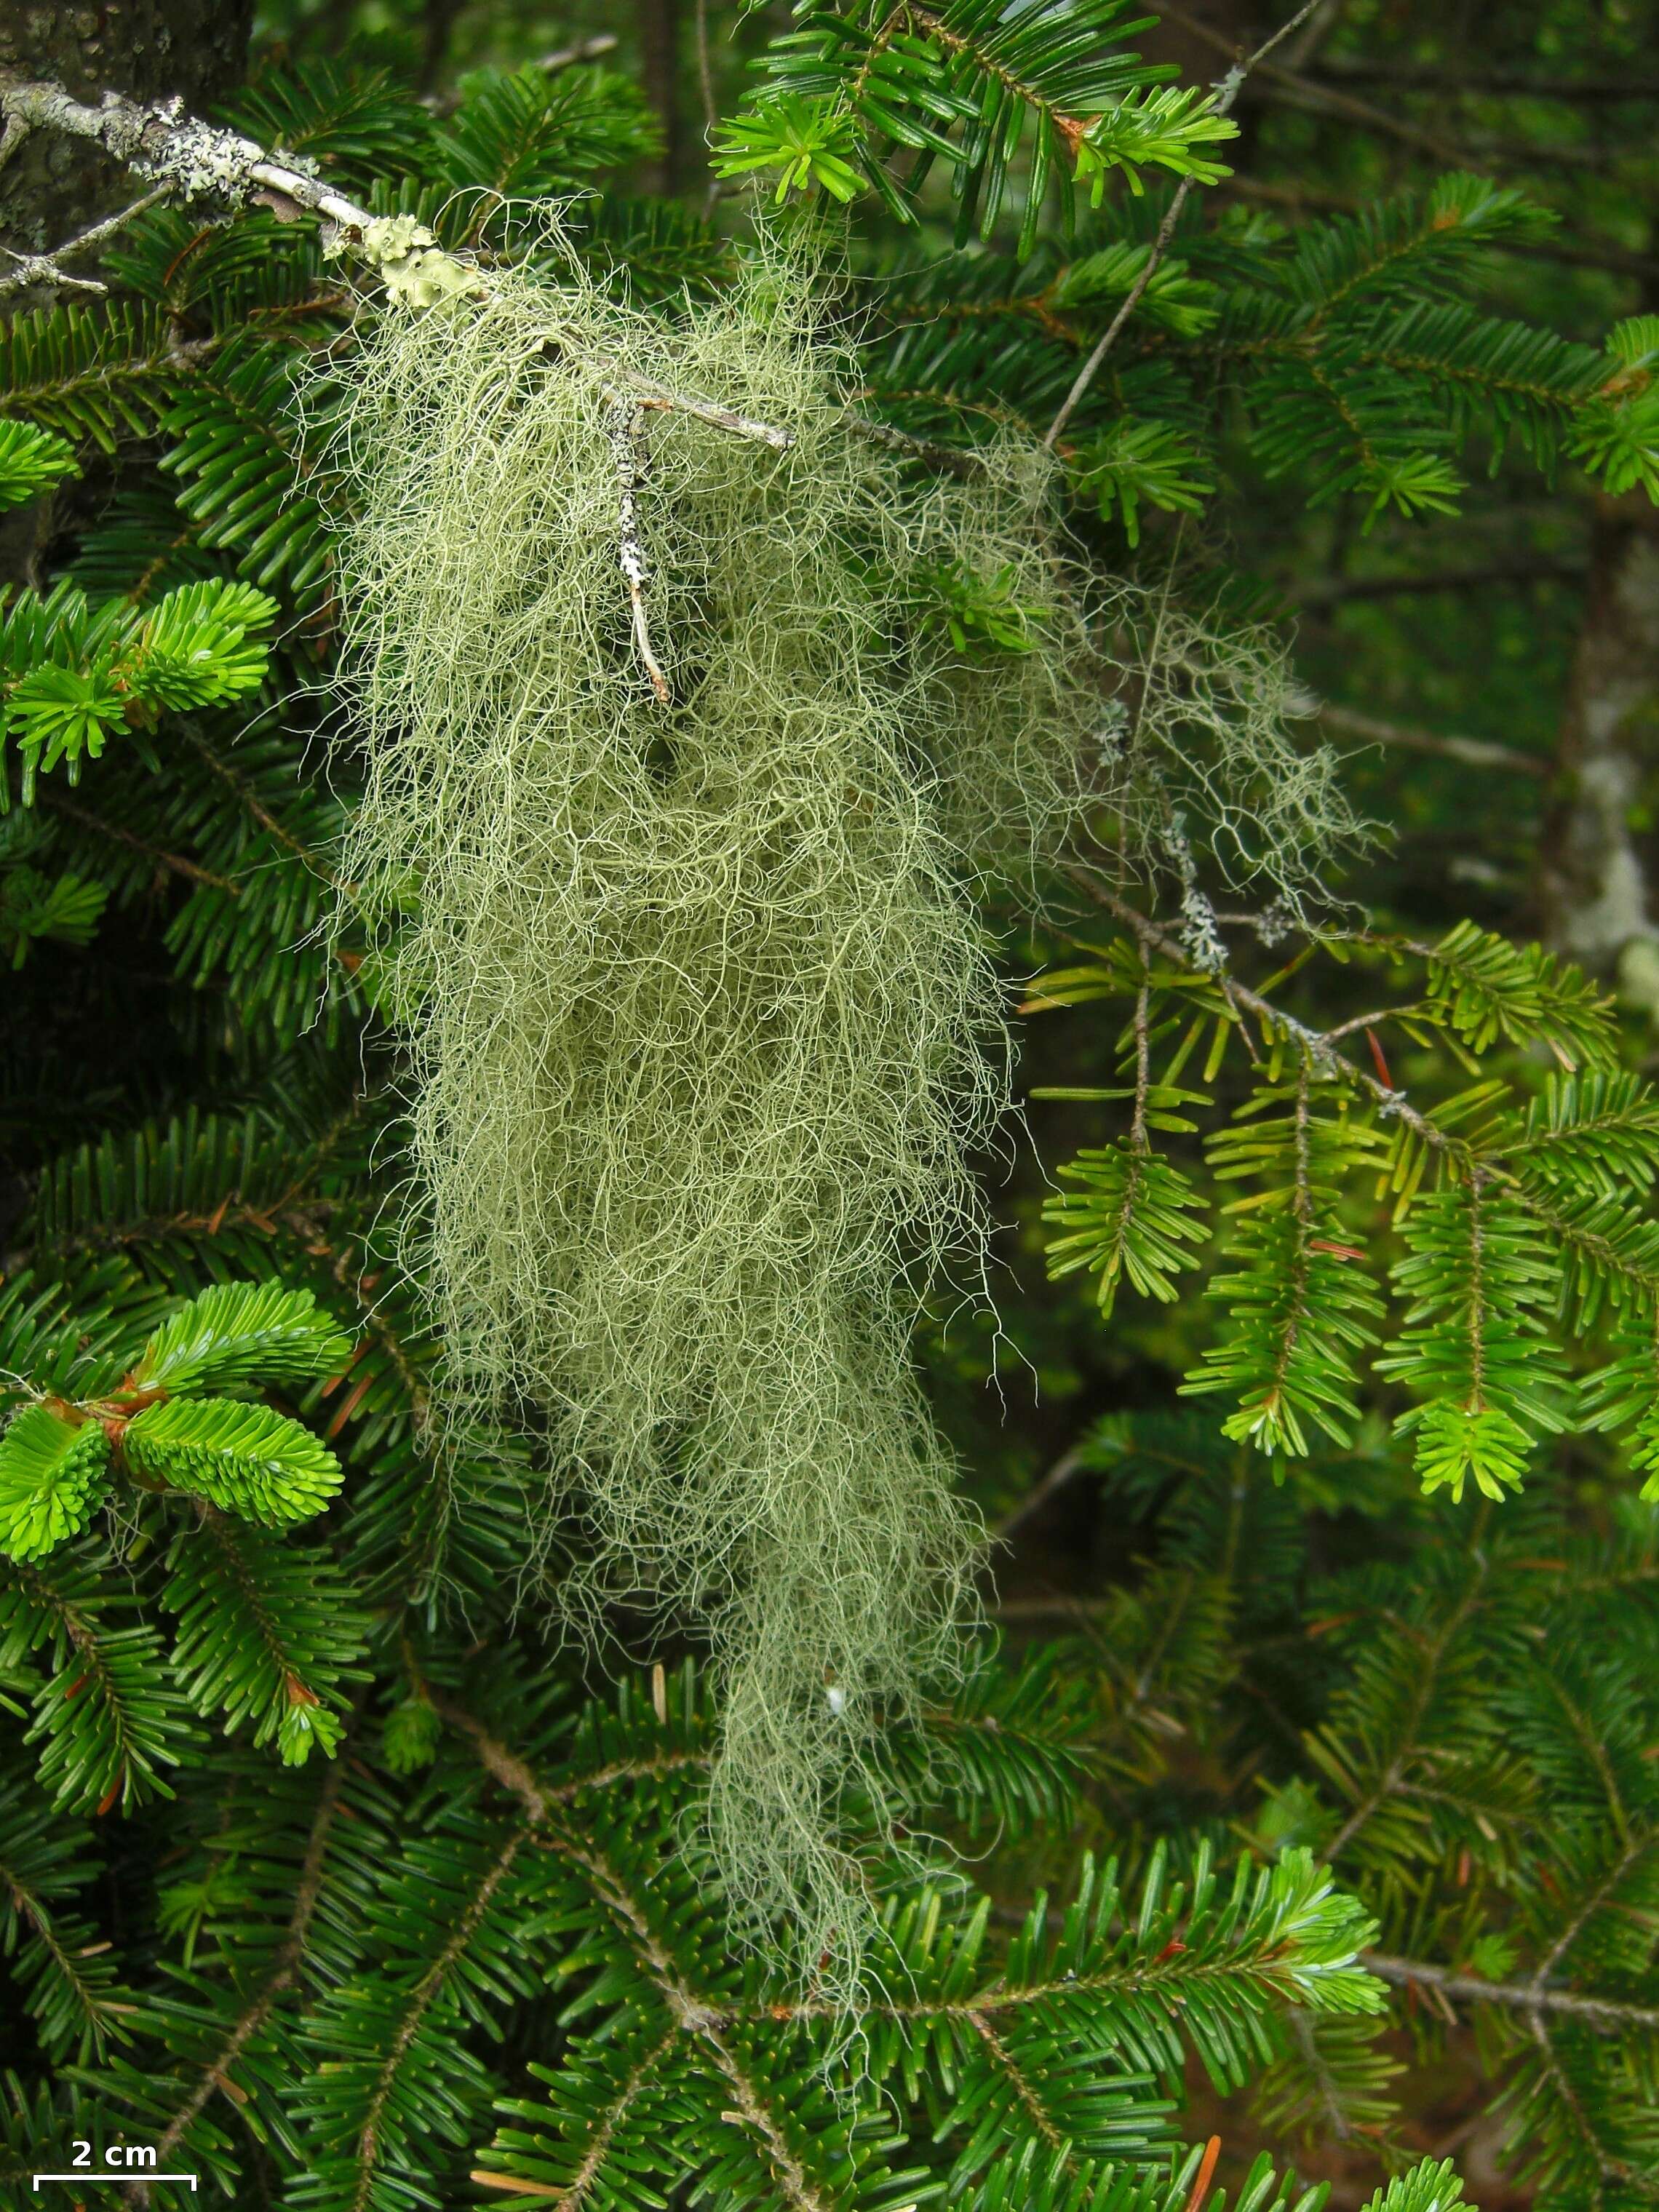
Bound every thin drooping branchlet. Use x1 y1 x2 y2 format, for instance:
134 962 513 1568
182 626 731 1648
322 237 1356 1985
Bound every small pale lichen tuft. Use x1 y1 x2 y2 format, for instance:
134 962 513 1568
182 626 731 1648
323 217 477 308
132 101 261 202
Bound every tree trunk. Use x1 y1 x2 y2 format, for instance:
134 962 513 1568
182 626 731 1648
636 0 682 196
0 0 253 585
1 0 254 252
1539 493 1659 1006
419 0 468 94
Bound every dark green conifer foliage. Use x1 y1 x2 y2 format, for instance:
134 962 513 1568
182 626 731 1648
0 6 1654 2208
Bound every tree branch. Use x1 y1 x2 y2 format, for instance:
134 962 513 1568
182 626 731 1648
843 410 985 480
0 186 170 296
182 725 346 886
1294 559 1586 610
1311 59 1659 103
0 73 796 454
1217 173 1659 283
0 73 1028 482
347 1825 530 2212
39 789 244 891
1151 1 1463 162
552 1834 836 2212
1044 0 1332 447
1316 701 1547 777
472 2028 676 2208
0 1859 129 2055
432 1688 710 1817
1364 1950 1659 2033
992 1444 1088 1543
126 1746 354 2207
1318 1553 1491 1866
423 33 619 116
1062 870 1451 1155
432 1695 550 1821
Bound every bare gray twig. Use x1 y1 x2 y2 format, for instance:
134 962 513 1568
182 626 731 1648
993 1447 1089 1543
1364 1952 1659 2034
0 183 170 296
423 33 618 115
1153 1 1464 164
607 397 672 707
1316 701 1547 778
1044 0 1332 448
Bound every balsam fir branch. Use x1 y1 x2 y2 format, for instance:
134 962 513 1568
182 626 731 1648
4 48 1652 571
0 421 75 505
0 1541 196 1813
0 1281 353 1561
1379 1183 1572 1500
0 1762 138 2061
1035 880 1659 1496
865 169 1659 528
1182 1070 1389 1457
1019 1416 1659 2199
718 0 1241 252
0 575 276 808
0 851 106 969
0 429 277 818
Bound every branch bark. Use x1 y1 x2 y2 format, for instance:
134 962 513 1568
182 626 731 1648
1364 1951 1659 2033
1316 701 1547 777
1043 0 1334 447
1540 492 1659 992
0 185 170 295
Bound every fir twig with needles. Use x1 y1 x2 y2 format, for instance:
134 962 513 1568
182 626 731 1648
1045 0 1337 448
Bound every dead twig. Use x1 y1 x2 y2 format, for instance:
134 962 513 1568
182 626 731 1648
1316 701 1547 777
606 397 672 707
0 183 170 295
993 1445 1089 1543
1044 0 1332 448
423 35 618 116
1364 1952 1659 2033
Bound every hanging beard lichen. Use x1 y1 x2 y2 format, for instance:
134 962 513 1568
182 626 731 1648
325 242 1119 1976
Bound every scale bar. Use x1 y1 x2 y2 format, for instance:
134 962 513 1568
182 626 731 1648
33 2180 197 2192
